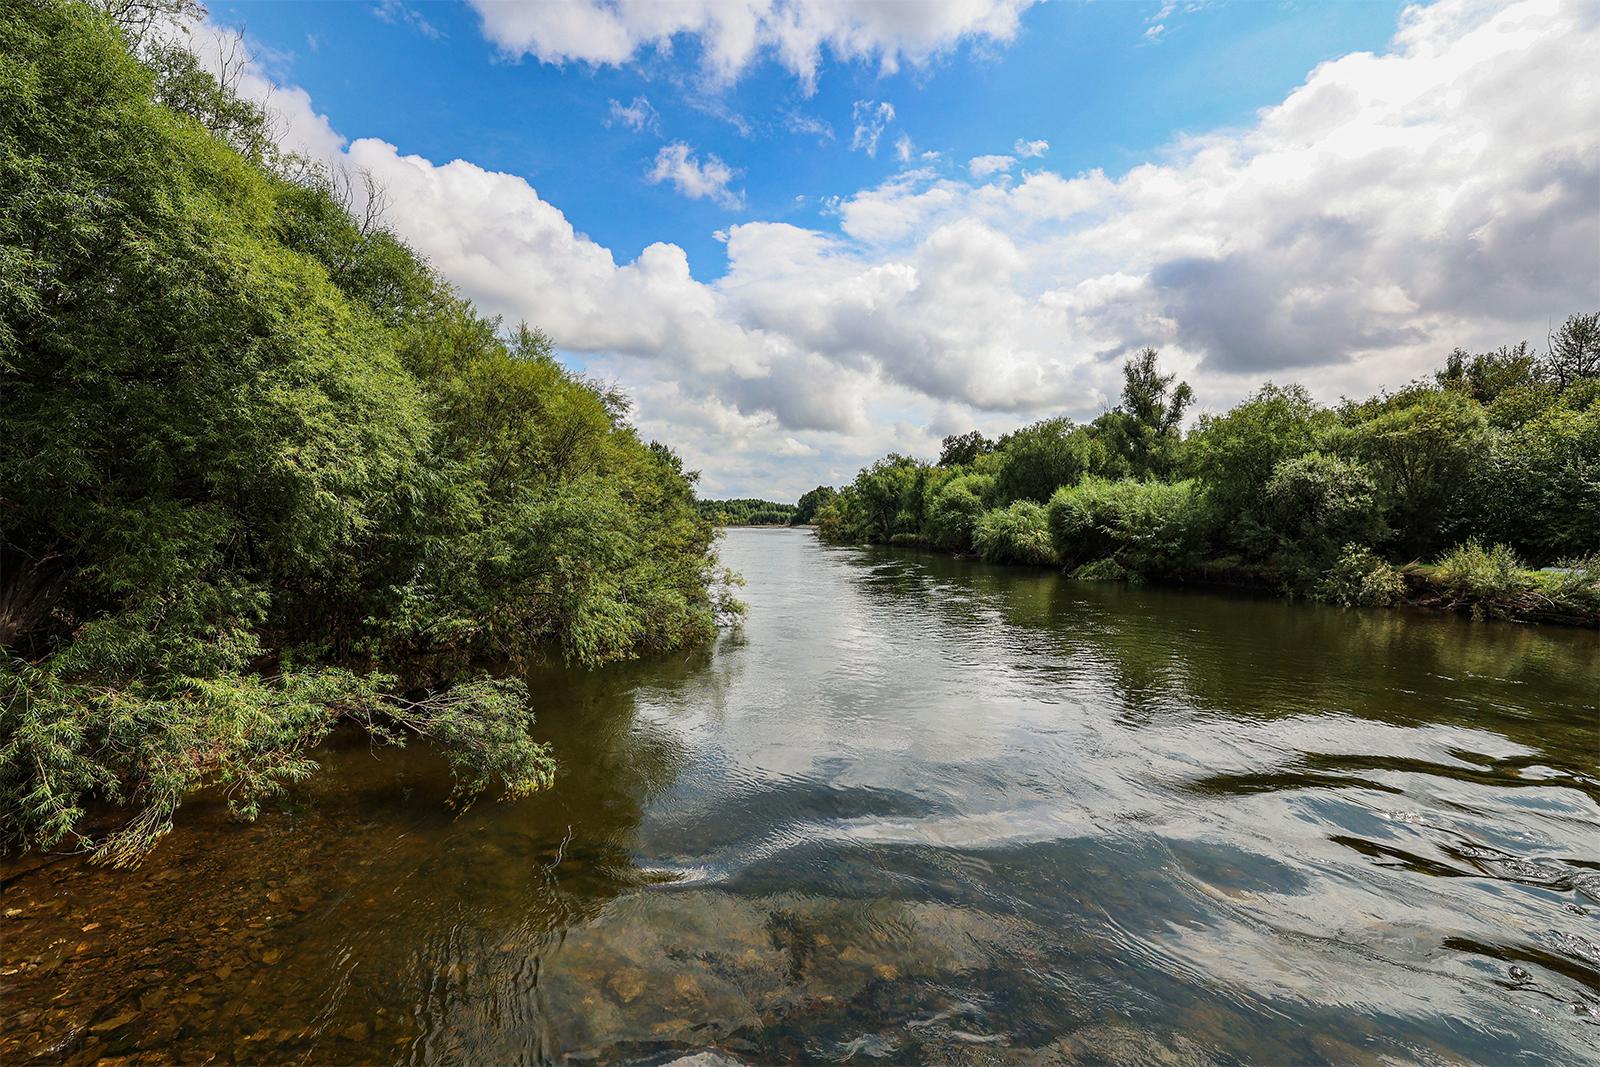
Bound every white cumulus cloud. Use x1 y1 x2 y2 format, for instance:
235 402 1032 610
1013 138 1048 157
465 0 1039 92
968 154 1015 178
647 142 745 209
190 0 1599 498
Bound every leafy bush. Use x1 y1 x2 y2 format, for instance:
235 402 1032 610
0 658 552 866
1239 452 1387 581
973 501 1057 566
1431 540 1533 599
1189 382 1333 519
1071 558 1132 581
1313 544 1406 607
1347 388 1489 556
924 474 993 553
1532 557 1600 616
814 489 868 543
1046 478 1207 577
1468 392 1600 563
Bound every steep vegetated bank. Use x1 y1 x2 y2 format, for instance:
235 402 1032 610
816 328 1600 626
0 1 738 864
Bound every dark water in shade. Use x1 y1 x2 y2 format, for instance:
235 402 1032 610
3 529 1599 1066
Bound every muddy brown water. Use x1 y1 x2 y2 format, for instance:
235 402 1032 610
2 528 1598 1066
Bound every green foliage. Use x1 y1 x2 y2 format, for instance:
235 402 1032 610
993 418 1101 505
0 2 731 863
1435 342 1544 406
698 499 798 526
938 430 994 468
1094 347 1194 481
1469 386 1600 562
1240 452 1388 582
1188 383 1334 519
1409 543 1597 622
925 474 993 553
790 486 836 525
814 455 931 545
1346 388 1489 557
1530 558 1600 618
1546 312 1600 391
1313 544 1406 608
1047 478 1207 577
1431 540 1532 599
817 311 1594 627
973 501 1057 567
814 489 868 544
0 653 551 866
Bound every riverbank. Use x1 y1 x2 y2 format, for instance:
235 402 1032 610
882 537 1600 627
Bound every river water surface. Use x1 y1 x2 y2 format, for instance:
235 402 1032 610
3 528 1598 1065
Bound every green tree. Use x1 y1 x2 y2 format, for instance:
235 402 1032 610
1096 348 1194 480
1242 453 1388 582
973 501 1056 566
925 473 993 553
1346 389 1489 557
0 1 732 864
938 430 993 467
791 486 837 525
993 418 1101 504
1046 478 1207 577
1188 382 1335 532
1545 312 1600 391
1434 342 1544 405
1469 388 1600 562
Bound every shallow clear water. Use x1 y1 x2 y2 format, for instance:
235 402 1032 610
3 528 1598 1065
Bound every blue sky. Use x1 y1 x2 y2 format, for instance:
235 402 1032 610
198 0 1597 499
222 1 1406 282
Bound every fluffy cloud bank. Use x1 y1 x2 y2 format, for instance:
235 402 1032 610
465 0 1038 91
230 0 1597 498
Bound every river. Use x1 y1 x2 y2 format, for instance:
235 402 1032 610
2 527 1597 1065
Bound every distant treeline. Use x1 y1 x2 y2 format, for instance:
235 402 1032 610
813 319 1600 624
698 488 842 526
697 499 798 526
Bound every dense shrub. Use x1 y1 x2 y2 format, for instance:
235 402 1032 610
1046 478 1208 577
1347 389 1489 557
1431 540 1532 599
1189 383 1333 520
1313 544 1406 607
973 501 1057 566
1240 452 1388 581
814 489 868 543
1468 389 1600 563
925 474 993 553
